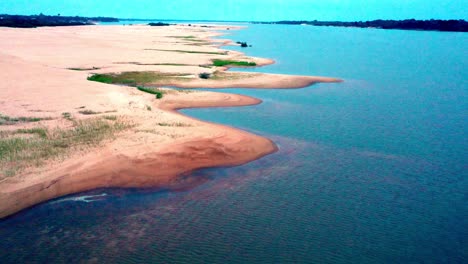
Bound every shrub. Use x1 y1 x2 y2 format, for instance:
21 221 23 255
212 60 256 67
236 41 248 47
148 22 171 26
87 74 113 84
199 72 211 79
137 86 164 99
62 112 73 120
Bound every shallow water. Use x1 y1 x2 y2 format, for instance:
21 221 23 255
0 24 466 263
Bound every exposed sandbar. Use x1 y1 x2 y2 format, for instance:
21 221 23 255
0 24 340 218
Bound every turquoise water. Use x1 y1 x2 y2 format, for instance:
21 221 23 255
0 25 466 263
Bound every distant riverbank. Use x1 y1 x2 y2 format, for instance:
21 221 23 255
0 14 119 28
254 19 468 32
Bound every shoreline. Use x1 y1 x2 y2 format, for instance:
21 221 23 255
0 91 278 219
0 24 340 218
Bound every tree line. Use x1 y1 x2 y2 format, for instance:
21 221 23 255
254 19 468 32
0 14 119 28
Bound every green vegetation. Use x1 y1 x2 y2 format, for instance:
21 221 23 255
0 114 51 125
137 86 165 99
0 117 132 177
87 74 114 84
145 49 227 55
87 72 190 87
212 59 256 67
16 128 48 139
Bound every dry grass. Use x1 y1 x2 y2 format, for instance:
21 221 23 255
0 114 52 125
144 49 227 55
210 71 259 81
0 117 133 178
79 109 101 115
68 67 100 71
157 122 191 127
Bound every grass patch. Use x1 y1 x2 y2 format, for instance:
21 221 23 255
157 122 191 127
79 110 101 115
16 128 48 139
170 35 196 39
145 49 227 55
87 74 114 84
137 86 165 99
102 115 117 121
199 64 212 69
62 112 73 121
0 117 132 178
87 72 191 87
68 67 100 71
0 114 51 125
209 71 259 81
212 59 256 67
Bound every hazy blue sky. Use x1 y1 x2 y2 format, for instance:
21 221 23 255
1 0 466 21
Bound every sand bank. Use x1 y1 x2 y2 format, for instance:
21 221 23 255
0 24 340 218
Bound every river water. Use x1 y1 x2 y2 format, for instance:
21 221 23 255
0 24 466 263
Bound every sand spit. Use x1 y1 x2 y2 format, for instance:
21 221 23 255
0 24 340 218
152 72 340 89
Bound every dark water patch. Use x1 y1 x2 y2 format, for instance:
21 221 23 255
1 136 466 263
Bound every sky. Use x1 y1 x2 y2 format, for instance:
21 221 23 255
0 0 466 21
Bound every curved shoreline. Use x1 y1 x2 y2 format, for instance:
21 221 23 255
0 24 339 219
0 92 278 219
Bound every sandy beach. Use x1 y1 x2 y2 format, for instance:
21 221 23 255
0 24 341 218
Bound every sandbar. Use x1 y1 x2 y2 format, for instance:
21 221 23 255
0 24 341 218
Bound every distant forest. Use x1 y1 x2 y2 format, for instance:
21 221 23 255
0 14 119 28
254 19 468 32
